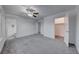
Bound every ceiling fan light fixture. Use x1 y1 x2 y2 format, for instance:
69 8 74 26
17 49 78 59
27 13 33 17
26 7 39 18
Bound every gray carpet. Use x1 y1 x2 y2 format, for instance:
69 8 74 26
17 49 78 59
1 34 78 54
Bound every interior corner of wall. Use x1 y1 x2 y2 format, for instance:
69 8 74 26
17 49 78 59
75 42 79 53
76 47 79 53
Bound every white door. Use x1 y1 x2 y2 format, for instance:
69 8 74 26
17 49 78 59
6 18 16 39
64 16 69 47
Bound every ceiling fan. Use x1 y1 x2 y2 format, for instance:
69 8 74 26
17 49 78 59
26 7 39 18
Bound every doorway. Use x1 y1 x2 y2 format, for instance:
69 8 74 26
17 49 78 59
54 16 69 46
55 17 65 41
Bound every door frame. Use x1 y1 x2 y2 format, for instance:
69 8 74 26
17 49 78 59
53 15 69 47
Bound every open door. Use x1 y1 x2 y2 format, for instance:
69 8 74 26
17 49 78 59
64 16 69 47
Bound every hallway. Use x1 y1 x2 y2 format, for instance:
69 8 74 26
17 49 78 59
2 34 77 54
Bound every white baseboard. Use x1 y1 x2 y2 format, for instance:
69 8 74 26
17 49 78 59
16 33 39 38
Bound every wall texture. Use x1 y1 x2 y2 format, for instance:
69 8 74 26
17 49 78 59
55 17 64 24
16 17 38 38
0 14 1 37
41 16 55 39
0 6 6 52
40 19 44 35
76 6 79 53
69 14 76 44
55 23 64 37
5 14 38 38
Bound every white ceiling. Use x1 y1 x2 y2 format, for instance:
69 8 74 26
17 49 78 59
2 5 76 19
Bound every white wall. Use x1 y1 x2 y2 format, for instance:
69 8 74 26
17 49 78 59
41 16 55 39
16 17 38 38
69 14 76 44
55 17 64 24
0 14 1 37
55 23 64 37
0 6 6 52
40 19 44 35
5 14 38 38
0 15 6 53
76 6 79 53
